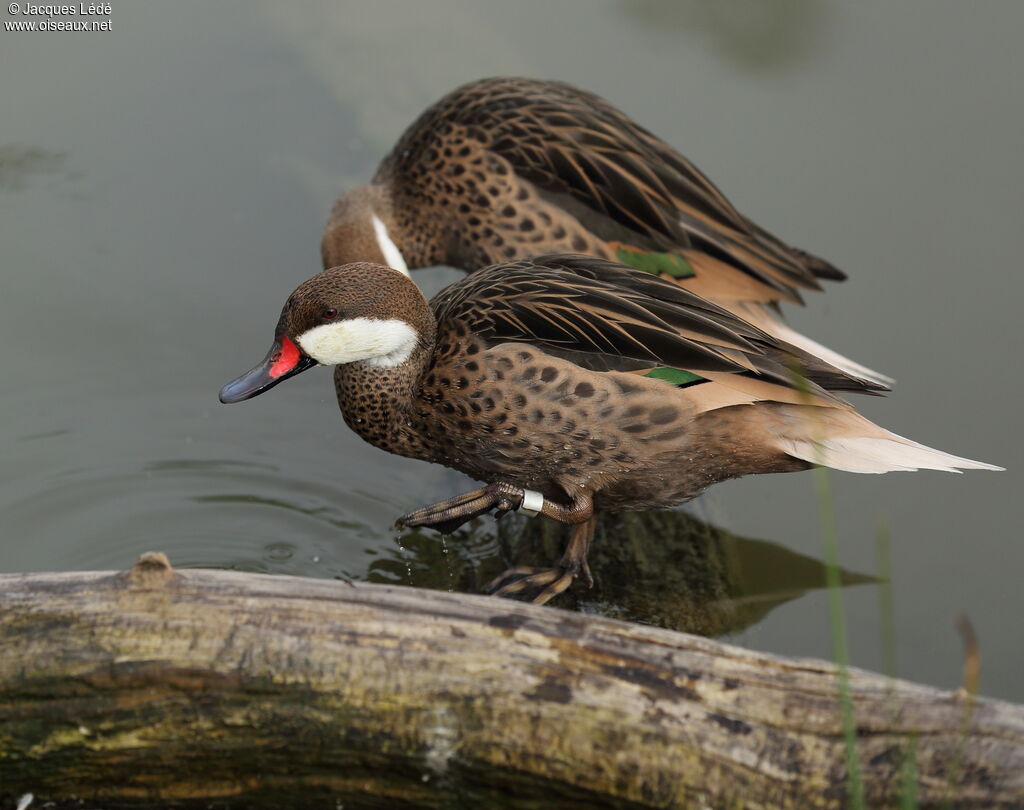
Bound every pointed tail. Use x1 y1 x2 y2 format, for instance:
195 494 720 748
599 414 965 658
773 409 1003 474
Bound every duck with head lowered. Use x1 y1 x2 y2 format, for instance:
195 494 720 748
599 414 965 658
219 255 1000 605
322 76 889 386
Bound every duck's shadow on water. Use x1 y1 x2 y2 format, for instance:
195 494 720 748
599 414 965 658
374 510 874 637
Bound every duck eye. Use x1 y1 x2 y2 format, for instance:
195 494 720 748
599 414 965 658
323 307 338 320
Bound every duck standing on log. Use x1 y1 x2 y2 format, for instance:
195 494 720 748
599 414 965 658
219 256 1000 605
321 76 889 386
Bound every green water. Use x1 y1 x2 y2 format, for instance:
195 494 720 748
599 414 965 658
1 0 1020 701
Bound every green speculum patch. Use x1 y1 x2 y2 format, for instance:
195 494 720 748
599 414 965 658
616 248 696 278
643 367 706 387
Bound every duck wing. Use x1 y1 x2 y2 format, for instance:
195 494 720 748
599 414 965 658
382 77 842 304
429 255 882 397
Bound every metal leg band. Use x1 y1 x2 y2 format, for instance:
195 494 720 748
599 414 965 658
518 489 545 518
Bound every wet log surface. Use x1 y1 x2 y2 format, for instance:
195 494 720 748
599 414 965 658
1 553 1022 809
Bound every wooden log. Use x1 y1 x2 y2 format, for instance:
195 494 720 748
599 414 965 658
0 553 1021 809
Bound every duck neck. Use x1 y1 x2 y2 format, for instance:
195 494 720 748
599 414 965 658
332 325 437 462
366 172 452 269
322 184 447 271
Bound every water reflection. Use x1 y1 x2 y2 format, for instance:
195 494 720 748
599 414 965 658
621 0 828 69
0 144 70 191
381 510 873 637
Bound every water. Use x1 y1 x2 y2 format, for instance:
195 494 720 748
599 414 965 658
1 1 1020 701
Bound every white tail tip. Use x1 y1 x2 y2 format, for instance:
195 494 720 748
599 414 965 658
780 435 1004 474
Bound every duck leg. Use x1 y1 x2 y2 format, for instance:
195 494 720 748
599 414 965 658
395 482 530 535
398 485 595 604
487 515 598 606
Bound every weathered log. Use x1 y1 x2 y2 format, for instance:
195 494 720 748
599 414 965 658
0 554 1021 809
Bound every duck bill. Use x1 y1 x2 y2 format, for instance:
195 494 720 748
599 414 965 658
219 335 318 404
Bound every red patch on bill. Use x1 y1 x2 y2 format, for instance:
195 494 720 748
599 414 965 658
269 336 300 378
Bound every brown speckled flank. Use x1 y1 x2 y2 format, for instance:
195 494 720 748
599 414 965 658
321 77 889 386
222 256 999 604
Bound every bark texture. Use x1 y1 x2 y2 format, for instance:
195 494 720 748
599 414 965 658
0 553 1021 809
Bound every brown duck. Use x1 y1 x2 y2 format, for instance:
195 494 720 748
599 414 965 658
219 256 999 605
322 76 889 386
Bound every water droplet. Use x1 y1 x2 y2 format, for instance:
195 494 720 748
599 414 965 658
264 542 294 561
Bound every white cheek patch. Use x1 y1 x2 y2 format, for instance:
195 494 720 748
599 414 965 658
296 318 418 368
372 215 409 276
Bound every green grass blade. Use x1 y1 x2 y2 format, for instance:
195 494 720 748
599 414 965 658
901 734 919 810
812 463 865 810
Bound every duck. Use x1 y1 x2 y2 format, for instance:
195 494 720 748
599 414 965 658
321 76 890 386
219 256 1000 605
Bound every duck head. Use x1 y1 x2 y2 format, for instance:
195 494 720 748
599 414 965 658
320 185 410 275
219 262 431 404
